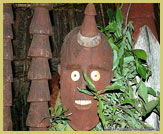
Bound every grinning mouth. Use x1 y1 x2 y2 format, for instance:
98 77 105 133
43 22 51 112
75 100 92 105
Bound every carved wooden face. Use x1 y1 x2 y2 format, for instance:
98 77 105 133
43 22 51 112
59 27 113 130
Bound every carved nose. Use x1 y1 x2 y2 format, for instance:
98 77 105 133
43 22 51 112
79 77 87 89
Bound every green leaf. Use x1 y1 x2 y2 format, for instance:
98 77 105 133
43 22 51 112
126 31 132 45
115 25 122 38
97 24 105 32
147 87 156 97
121 99 136 106
107 38 119 52
124 56 134 64
119 55 124 73
143 100 159 116
156 101 160 113
56 123 66 131
112 50 119 70
105 22 117 32
107 8 115 21
104 82 125 92
135 59 146 79
97 98 105 126
116 8 123 26
77 87 93 96
83 72 97 92
119 41 125 59
56 104 63 116
138 80 148 103
49 107 55 115
132 49 147 61
128 21 134 31
124 115 142 129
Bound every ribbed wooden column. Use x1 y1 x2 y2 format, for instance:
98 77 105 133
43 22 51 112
26 3 53 131
3 3 14 131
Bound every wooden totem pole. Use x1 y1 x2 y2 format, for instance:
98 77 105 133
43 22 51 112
26 3 53 131
3 3 14 131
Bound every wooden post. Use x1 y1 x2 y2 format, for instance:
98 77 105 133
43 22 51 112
3 3 14 131
26 3 53 131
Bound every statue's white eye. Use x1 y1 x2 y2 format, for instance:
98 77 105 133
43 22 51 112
71 71 80 81
91 71 100 81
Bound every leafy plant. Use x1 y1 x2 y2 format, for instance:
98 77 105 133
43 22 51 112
48 104 74 131
79 8 160 130
49 7 160 131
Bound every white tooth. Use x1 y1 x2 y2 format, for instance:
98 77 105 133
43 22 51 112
75 100 92 105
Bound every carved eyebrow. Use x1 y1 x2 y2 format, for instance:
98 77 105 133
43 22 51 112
66 64 81 70
88 64 109 71
66 64 110 71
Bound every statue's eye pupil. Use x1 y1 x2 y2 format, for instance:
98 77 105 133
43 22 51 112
71 71 80 81
91 71 100 81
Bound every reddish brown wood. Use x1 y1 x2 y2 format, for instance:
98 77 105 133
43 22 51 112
28 57 51 80
59 3 113 130
28 35 52 58
30 7 53 35
26 3 53 131
80 3 98 37
3 107 13 131
3 39 13 60
50 73 60 109
3 82 12 106
3 3 13 131
27 80 50 102
26 102 50 128
3 60 13 82
122 3 158 44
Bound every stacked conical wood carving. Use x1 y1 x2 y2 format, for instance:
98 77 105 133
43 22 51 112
3 4 14 131
26 3 53 131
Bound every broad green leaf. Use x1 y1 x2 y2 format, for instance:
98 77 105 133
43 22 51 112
77 87 93 96
124 56 134 64
56 104 63 116
83 72 97 92
105 22 117 32
123 25 128 35
56 123 65 131
122 67 130 76
124 114 142 129
147 87 156 97
143 100 159 116
119 41 125 59
128 21 134 31
97 98 105 126
129 87 135 99
104 82 125 92
138 80 148 103
132 49 147 61
112 50 119 70
64 124 74 131
156 101 160 113
115 25 122 38
107 38 119 52
121 99 136 106
119 55 124 73
116 8 123 26
136 59 146 79
126 31 132 45
125 51 132 57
